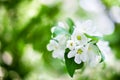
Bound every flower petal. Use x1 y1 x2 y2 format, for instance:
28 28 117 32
47 43 53 51
88 53 101 67
52 49 65 59
66 40 76 50
80 53 88 62
67 50 76 58
51 26 56 33
71 31 88 46
55 34 68 46
74 54 81 64
47 40 59 51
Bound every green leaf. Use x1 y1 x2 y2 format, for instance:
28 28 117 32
99 51 105 63
94 44 105 63
52 27 69 37
84 33 103 43
102 0 120 8
64 48 84 77
66 18 74 34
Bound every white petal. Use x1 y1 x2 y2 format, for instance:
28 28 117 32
47 40 58 51
59 49 65 59
80 34 88 45
52 49 65 59
79 0 104 13
86 43 101 66
66 40 76 50
97 40 109 53
83 20 97 35
67 50 76 58
89 54 100 67
58 22 66 29
47 43 53 51
110 6 120 23
55 34 68 46
75 45 88 54
49 40 59 50
75 21 82 29
52 51 57 58
94 15 114 35
80 53 88 62
82 20 93 30
51 26 56 33
71 32 88 46
74 54 81 64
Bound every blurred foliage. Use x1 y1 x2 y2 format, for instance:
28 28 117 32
105 23 120 59
0 0 120 80
0 0 65 80
101 0 120 59
102 0 120 8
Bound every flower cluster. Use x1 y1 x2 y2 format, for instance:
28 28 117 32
47 19 106 77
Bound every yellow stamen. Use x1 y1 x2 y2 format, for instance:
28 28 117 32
70 42 73 46
55 46 58 49
77 35 81 40
77 49 83 54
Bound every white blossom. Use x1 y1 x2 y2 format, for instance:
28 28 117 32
87 43 101 67
66 20 96 64
58 21 69 30
66 40 76 50
97 40 112 64
47 40 59 51
79 0 114 35
110 6 120 23
47 34 68 59
71 29 88 45
75 20 95 34
79 0 105 13
51 22 69 33
68 45 88 64
47 18 108 67
75 20 102 36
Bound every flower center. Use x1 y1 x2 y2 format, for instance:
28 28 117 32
70 42 73 46
55 46 58 49
77 49 83 54
88 46 91 50
77 35 81 40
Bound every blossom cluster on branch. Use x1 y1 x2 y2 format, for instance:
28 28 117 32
47 18 108 77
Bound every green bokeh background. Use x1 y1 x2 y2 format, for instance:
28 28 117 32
0 0 120 80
